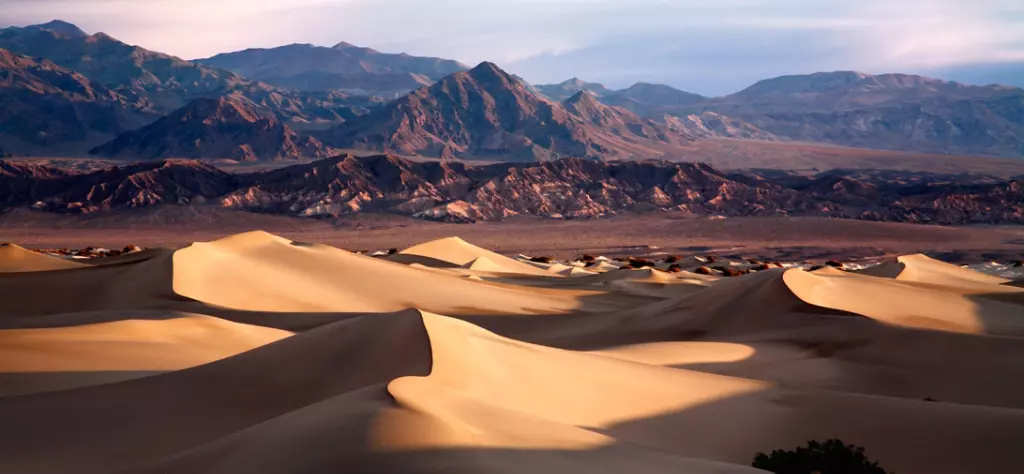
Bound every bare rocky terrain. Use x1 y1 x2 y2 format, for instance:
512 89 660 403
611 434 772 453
1 154 1021 226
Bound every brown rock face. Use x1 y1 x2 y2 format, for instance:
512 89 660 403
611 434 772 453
320 62 690 161
90 98 329 161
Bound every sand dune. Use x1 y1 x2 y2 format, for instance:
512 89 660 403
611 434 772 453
859 253 1011 285
0 313 291 395
400 236 556 276
1 231 1022 474
0 243 86 273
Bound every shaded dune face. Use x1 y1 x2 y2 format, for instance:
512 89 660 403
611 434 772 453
0 231 1023 474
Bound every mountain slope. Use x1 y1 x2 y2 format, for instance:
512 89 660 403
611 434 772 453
0 21 369 124
320 62 689 161
601 82 707 116
0 47 158 154
700 71 1024 157
257 70 432 98
90 98 329 161
712 70 1023 113
200 42 467 82
198 42 467 97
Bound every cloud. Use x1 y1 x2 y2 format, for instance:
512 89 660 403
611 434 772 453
1 0 1022 95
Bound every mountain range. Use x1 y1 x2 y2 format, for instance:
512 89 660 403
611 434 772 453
0 20 1022 161
318 62 691 161
89 97 329 161
1 154 1020 224
534 72 1024 157
198 42 467 98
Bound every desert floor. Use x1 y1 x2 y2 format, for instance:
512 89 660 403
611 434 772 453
3 209 1024 263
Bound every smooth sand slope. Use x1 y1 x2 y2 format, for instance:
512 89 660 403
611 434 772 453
0 243 85 273
0 232 1022 474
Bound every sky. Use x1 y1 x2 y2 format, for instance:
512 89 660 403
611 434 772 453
2 0 1023 96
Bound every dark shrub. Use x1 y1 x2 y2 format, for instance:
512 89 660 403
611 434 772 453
752 439 890 474
580 254 596 262
753 264 772 271
664 255 681 264
809 265 826 271
825 260 844 268
721 268 744 277
666 264 682 273
529 256 553 263
1014 259 1024 268
387 248 399 255
695 266 712 275
705 255 718 264
628 258 655 268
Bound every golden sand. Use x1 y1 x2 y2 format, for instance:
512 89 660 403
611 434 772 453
0 231 1021 474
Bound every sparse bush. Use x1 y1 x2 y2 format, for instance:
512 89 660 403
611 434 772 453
387 248 399 255
579 254 596 263
1014 259 1024 268
695 266 712 275
664 255 681 264
752 439 890 474
529 256 553 263
666 264 682 273
825 260 844 269
705 255 718 264
628 258 655 268
809 265 826 271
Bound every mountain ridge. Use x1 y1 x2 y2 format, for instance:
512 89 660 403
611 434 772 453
2 154 1021 224
89 97 329 161
319 61 691 161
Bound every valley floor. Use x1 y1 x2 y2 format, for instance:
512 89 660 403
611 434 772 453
2 209 1022 263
